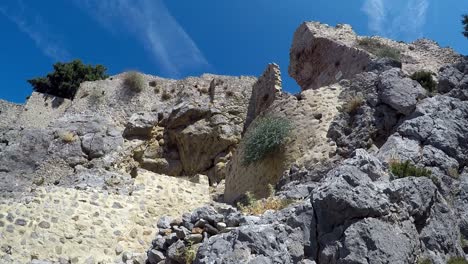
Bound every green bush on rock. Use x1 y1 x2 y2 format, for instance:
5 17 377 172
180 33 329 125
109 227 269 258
28 59 108 99
242 116 291 166
124 71 146 93
390 160 431 178
357 37 401 61
411 71 437 93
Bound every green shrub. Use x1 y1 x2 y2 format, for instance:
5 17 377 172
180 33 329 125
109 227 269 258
124 71 145 93
342 93 364 114
390 160 431 178
184 242 199 264
28 59 108 99
411 71 437 93
448 257 468 264
357 37 401 61
242 116 291 166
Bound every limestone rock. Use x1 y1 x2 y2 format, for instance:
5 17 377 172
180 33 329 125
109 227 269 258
289 22 371 90
123 112 158 139
195 224 304 264
377 68 427 115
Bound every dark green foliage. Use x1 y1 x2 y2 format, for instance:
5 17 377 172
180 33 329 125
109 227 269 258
448 257 468 264
462 14 468 38
357 37 401 61
390 160 431 178
242 116 291 166
28 60 108 99
411 71 437 93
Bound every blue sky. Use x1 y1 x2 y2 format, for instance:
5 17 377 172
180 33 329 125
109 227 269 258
0 0 466 103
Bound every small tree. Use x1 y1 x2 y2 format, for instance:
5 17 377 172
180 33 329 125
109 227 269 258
28 59 108 99
463 14 468 38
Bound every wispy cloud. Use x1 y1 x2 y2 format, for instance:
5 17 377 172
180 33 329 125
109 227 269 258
0 1 70 61
74 0 210 77
361 0 429 40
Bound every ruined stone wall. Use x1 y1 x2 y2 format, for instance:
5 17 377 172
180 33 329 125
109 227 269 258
289 22 372 90
18 92 72 129
0 171 210 263
225 84 343 203
0 100 23 129
244 63 282 131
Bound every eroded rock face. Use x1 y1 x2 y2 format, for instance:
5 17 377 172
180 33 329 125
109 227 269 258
289 22 372 90
289 22 462 91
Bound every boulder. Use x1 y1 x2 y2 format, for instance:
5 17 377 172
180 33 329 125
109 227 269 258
377 68 427 115
195 224 304 264
123 112 159 139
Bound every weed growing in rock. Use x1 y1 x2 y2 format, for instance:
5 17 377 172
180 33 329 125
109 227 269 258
237 185 294 215
448 257 468 264
161 90 172 100
124 71 145 93
417 258 431 264
342 93 364 114
410 71 437 93
357 37 401 61
184 242 199 264
149 80 157 87
59 131 76 143
390 160 431 178
242 116 291 166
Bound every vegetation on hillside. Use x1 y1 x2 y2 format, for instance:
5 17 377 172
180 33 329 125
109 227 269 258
410 70 437 93
237 185 294 215
390 160 432 178
357 37 401 61
124 71 146 93
242 116 291 166
28 60 108 99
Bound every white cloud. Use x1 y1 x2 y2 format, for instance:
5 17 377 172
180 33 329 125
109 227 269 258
362 0 386 33
0 1 70 61
75 0 210 77
361 0 429 40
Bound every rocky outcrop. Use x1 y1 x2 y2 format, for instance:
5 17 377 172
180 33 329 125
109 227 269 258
289 23 372 90
289 22 462 91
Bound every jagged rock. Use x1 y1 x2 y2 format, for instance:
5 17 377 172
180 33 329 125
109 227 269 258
123 112 158 139
312 165 390 234
173 116 239 175
194 224 304 264
147 249 165 264
377 68 427 115
343 149 388 181
438 58 468 97
321 218 419 263
157 216 173 230
167 240 186 263
366 57 402 73
289 22 372 90
382 95 468 168
190 206 224 224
